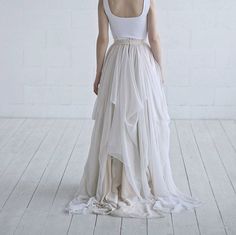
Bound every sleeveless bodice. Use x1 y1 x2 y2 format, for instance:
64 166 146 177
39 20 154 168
103 0 150 40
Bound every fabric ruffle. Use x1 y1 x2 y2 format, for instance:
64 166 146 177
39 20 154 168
65 193 202 218
64 38 203 218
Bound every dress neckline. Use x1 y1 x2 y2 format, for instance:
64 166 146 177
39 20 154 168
106 0 145 19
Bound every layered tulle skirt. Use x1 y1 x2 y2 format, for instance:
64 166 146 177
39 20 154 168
64 38 203 218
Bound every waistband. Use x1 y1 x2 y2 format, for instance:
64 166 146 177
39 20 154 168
113 38 146 45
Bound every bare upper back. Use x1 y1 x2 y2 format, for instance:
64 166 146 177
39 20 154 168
108 0 145 18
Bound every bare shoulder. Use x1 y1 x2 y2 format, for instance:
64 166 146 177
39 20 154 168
98 0 103 9
97 0 109 39
98 0 107 17
147 0 158 21
149 0 157 12
98 0 106 13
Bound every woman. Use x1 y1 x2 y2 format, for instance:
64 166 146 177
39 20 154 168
65 0 203 218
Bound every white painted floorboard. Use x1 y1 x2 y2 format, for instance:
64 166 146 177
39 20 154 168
0 118 235 235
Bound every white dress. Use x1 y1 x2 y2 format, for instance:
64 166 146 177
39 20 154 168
64 0 203 218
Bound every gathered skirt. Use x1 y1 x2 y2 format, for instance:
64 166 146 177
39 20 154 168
64 38 203 218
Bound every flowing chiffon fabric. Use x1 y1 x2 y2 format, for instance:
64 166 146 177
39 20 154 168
64 38 203 218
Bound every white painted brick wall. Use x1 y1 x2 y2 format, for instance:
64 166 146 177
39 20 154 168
0 0 236 118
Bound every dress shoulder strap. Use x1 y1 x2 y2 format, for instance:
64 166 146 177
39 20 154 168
103 0 111 18
145 0 151 15
142 0 151 16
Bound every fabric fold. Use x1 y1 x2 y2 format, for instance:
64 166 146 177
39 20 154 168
65 38 203 218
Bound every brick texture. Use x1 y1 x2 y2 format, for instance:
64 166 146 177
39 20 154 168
0 0 235 118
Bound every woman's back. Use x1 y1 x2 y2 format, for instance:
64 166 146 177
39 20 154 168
65 0 203 218
107 0 145 18
103 0 150 40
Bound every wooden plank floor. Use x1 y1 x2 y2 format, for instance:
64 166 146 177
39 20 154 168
0 118 235 235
